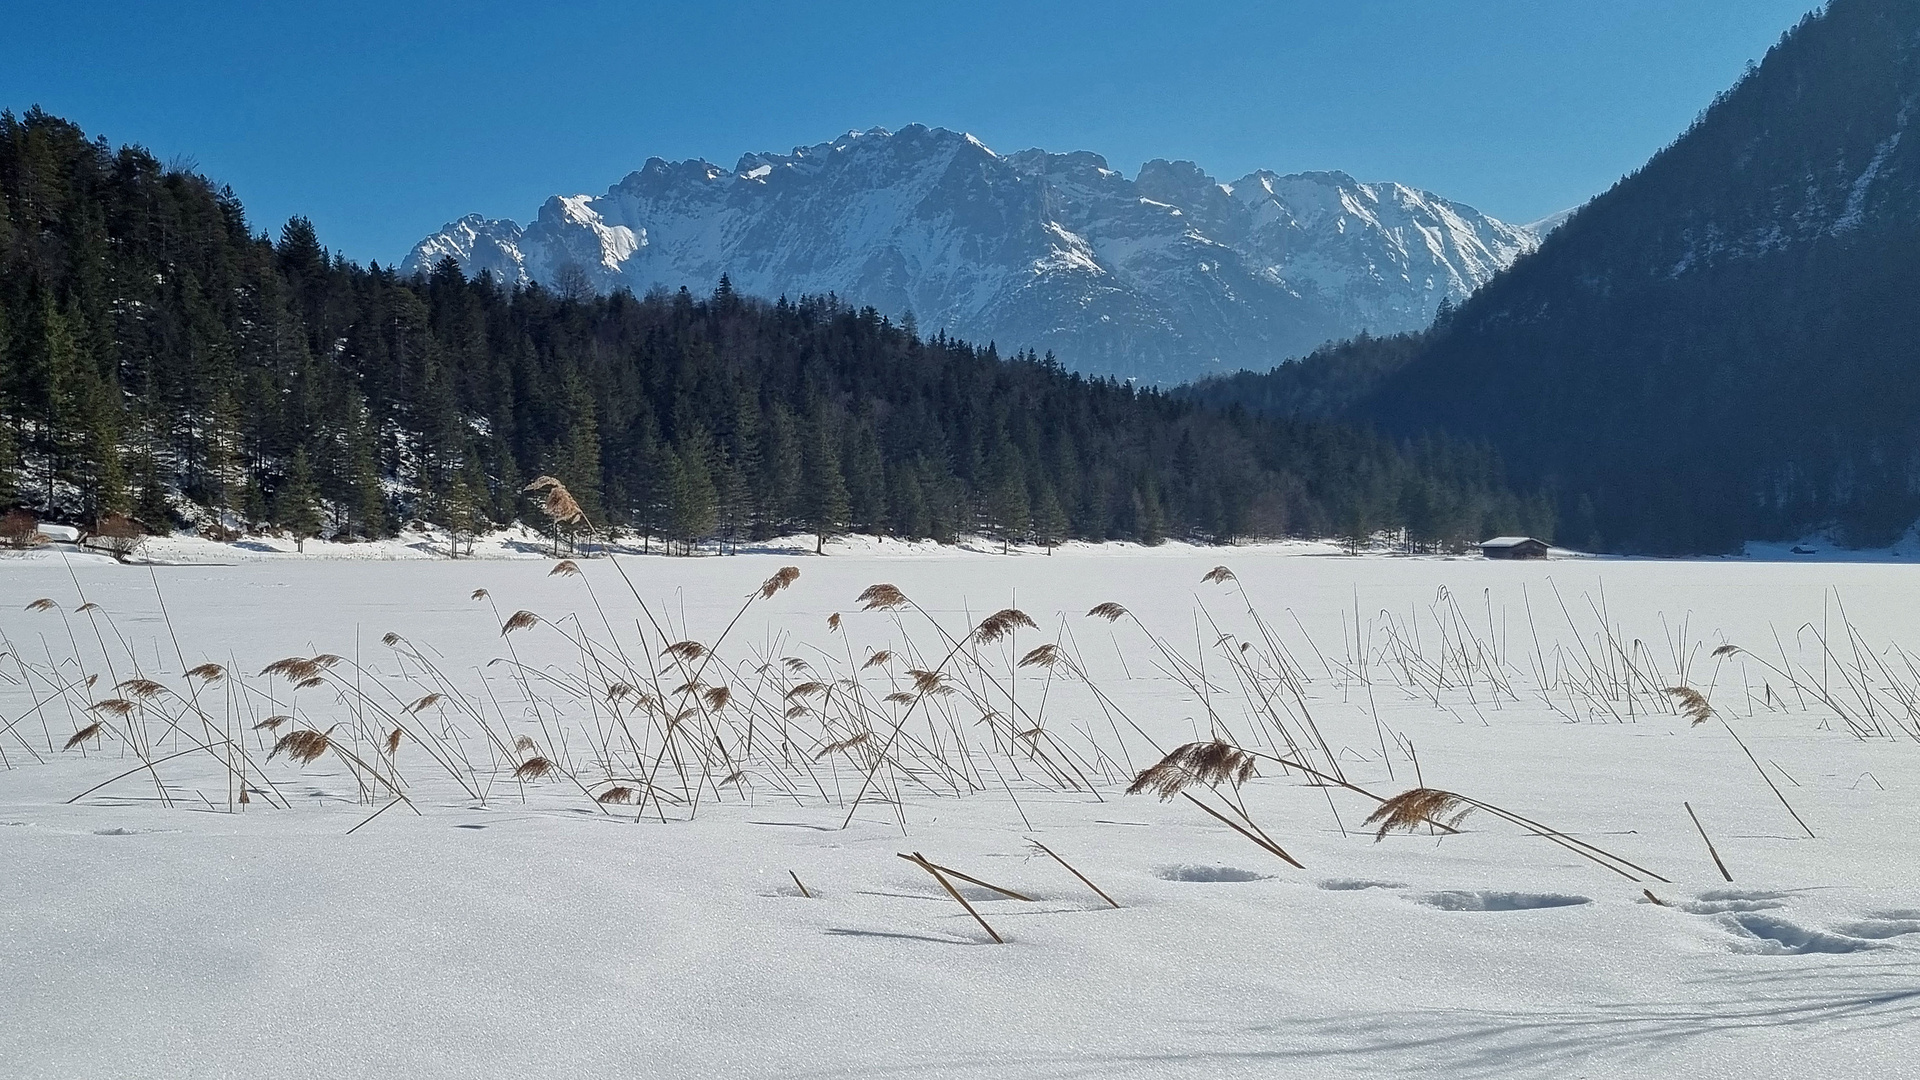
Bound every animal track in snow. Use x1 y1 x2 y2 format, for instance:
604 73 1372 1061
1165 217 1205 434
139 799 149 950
1831 916 1920 940
1319 878 1406 891
1155 864 1270 883
1416 890 1591 911
1680 890 1788 915
1721 912 1879 954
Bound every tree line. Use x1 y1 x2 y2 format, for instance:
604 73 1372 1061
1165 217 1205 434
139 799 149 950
0 108 1552 553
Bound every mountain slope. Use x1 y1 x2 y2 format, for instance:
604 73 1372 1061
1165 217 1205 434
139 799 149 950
405 127 1535 384
1360 0 1920 553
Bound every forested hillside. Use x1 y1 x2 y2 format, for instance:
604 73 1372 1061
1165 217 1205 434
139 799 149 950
1355 0 1920 554
0 108 1550 552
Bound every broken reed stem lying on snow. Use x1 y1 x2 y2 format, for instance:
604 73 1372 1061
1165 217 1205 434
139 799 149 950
900 852 1004 944
789 871 812 899
901 856 1035 902
1029 839 1120 909
1684 801 1734 882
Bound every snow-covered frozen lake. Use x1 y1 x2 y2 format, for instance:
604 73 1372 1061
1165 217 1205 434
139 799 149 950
3 546 1917 1079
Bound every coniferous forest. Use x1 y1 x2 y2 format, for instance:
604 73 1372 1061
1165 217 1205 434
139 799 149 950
0 108 1552 552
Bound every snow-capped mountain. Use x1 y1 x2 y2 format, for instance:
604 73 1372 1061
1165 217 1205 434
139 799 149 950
405 125 1537 383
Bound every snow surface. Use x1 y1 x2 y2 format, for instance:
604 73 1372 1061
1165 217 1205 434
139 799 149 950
3 547 1918 1078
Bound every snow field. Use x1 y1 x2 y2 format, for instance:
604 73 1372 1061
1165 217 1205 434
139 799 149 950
2 550 1919 1078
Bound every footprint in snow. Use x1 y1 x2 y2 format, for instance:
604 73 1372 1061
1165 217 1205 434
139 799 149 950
1681 889 1789 915
1831 915 1920 940
1318 878 1406 891
1155 864 1270 883
1722 912 1879 954
1416 890 1592 911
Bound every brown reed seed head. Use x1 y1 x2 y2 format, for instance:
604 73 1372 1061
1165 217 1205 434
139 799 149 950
857 584 909 611
1019 644 1061 668
883 691 916 705
785 704 812 718
785 681 828 701
759 566 801 598
720 770 747 787
513 756 557 780
827 612 841 631
862 650 892 669
311 654 344 669
1663 686 1714 725
1087 602 1128 622
269 728 333 765
661 640 706 661
704 685 732 711
596 785 636 804
514 735 538 753
26 598 57 612
294 676 326 690
975 608 1038 644
501 610 540 635
549 559 582 577
382 632 404 646
1712 643 1741 658
815 732 870 760
260 657 324 682
408 693 443 713
75 602 100 613
1126 740 1258 800
63 722 104 750
907 669 944 694
1364 788 1476 840
782 657 809 671
1201 566 1237 584
117 678 168 700
470 589 489 601
523 476 588 527
254 715 291 732
185 663 225 682
386 729 403 755
87 699 136 717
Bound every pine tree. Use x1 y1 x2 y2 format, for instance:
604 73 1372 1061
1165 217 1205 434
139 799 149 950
843 419 886 534
666 428 718 553
559 377 604 526
800 412 850 554
442 468 484 557
1032 483 1068 553
277 448 322 552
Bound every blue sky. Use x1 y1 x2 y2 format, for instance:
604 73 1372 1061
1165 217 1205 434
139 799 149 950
4 0 1818 264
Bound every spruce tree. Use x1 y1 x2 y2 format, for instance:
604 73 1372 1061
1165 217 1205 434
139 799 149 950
1032 483 1068 553
667 428 718 554
800 413 850 554
278 448 322 552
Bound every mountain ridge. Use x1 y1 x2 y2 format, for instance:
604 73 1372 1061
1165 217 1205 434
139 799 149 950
405 125 1538 383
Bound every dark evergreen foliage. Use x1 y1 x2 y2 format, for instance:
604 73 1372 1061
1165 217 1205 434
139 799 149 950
0 108 1547 551
1354 0 1920 554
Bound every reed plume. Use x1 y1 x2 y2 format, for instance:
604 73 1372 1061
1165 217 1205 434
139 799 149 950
63 723 104 750
1126 740 1257 800
975 608 1037 644
857 584 909 611
1364 788 1477 840
759 566 801 598
269 727 335 765
1087 602 1127 622
513 756 558 780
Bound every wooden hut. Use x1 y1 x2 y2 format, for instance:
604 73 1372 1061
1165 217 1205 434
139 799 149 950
1480 536 1550 560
